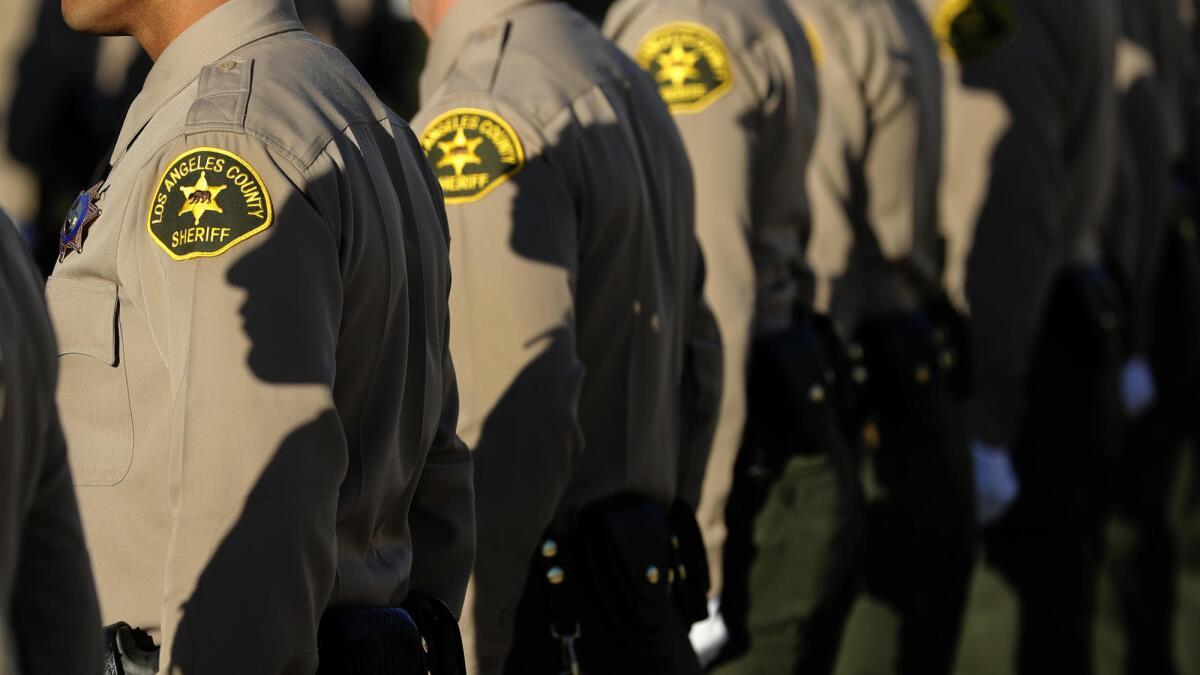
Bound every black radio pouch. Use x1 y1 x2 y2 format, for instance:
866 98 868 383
316 606 423 675
574 494 675 640
745 321 839 466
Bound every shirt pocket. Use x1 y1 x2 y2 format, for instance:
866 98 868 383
46 277 134 486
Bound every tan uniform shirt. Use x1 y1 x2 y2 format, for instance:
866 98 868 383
790 0 944 331
46 0 474 671
918 0 1119 444
605 0 818 597
415 1 721 671
1 211 102 675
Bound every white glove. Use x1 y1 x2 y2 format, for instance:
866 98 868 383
689 597 729 667
971 441 1020 526
1120 357 1156 417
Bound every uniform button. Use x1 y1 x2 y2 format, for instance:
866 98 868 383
809 384 826 402
219 60 237 71
847 343 864 360
863 422 880 449
633 300 642 315
541 539 558 558
852 366 868 384
678 564 688 580
651 314 661 332
932 328 947 346
914 365 931 385
939 350 955 370
668 568 676 584
646 566 661 584
547 567 565 585
421 636 429 653
671 535 680 550
1100 312 1117 332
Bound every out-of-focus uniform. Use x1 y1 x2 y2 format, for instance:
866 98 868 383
47 0 474 671
0 210 103 675
605 2 847 673
0 0 38 227
789 0 975 672
916 0 1122 673
414 1 721 673
6 0 149 274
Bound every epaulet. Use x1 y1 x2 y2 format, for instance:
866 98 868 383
456 19 511 94
185 57 254 132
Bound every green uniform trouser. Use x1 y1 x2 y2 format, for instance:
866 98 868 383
713 446 863 675
712 321 864 675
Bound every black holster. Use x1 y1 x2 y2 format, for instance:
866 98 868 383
510 495 705 675
103 623 158 675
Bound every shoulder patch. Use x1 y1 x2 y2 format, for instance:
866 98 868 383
420 108 525 205
147 147 272 260
635 22 734 115
932 0 1017 62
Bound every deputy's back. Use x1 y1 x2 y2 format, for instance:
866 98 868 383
46 0 474 670
415 1 721 671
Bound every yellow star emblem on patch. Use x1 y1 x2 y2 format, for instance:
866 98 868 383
177 171 228 226
656 41 702 88
636 22 733 114
436 128 485 177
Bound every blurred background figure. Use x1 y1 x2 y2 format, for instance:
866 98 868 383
2 0 147 275
923 1 1125 673
604 3 854 675
0 1 38 239
792 0 975 672
1105 0 1200 673
295 0 425 115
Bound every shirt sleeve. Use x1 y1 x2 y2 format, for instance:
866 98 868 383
134 131 345 674
802 6 867 316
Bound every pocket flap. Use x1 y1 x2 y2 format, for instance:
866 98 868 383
46 277 119 366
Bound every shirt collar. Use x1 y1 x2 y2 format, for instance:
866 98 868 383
112 0 305 165
419 0 543 104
